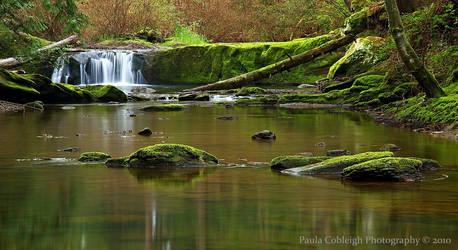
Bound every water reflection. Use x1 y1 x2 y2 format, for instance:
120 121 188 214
128 167 216 187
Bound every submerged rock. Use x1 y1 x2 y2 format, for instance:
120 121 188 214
24 101 44 111
78 152 112 162
58 147 80 152
138 127 152 136
252 130 276 140
380 143 401 151
411 157 441 171
342 157 423 182
327 149 352 157
282 151 394 176
139 104 185 111
123 144 218 168
270 155 330 171
216 116 237 120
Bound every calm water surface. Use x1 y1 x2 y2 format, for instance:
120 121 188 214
0 103 457 249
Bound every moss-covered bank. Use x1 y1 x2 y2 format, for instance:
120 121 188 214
142 35 341 85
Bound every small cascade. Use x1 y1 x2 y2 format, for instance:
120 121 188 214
51 50 147 86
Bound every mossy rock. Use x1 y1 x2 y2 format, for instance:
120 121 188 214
328 37 388 79
342 157 423 182
410 157 441 171
83 85 128 103
195 93 210 101
78 152 112 162
282 151 394 176
142 35 341 85
105 157 128 168
139 104 185 111
0 68 94 104
349 75 385 93
125 144 218 168
235 96 279 105
270 156 330 171
236 87 267 96
24 101 44 110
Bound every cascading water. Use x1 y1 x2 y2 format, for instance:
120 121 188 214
51 50 148 92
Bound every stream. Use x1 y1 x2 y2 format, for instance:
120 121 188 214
0 104 457 249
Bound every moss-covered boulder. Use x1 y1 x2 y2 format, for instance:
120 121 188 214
282 151 394 176
78 152 112 162
270 156 330 170
83 85 128 102
24 101 44 110
195 93 210 101
0 68 94 103
139 104 185 111
236 87 267 96
142 35 341 85
411 157 441 171
342 157 423 181
328 37 388 79
124 144 218 168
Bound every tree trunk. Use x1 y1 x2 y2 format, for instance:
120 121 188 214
385 0 445 97
0 35 79 69
191 35 355 91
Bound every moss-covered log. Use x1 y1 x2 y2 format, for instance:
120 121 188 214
385 0 445 98
192 35 355 91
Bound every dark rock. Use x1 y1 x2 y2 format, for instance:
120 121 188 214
178 93 197 101
380 143 401 151
24 101 44 110
411 158 441 171
195 93 210 101
78 152 112 162
138 127 152 136
216 116 237 120
342 157 423 182
327 149 352 157
58 147 80 152
105 157 128 168
252 130 276 140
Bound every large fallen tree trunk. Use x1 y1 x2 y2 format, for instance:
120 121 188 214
192 3 385 91
192 35 356 91
385 0 445 98
0 35 78 69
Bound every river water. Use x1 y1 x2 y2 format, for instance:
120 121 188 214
0 103 457 249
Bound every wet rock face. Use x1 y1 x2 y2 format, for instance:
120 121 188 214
122 144 218 168
252 130 276 140
342 157 423 182
78 152 112 162
106 157 128 168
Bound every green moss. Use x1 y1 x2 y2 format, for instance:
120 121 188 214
342 157 423 181
24 101 44 110
83 85 128 102
328 37 388 79
143 35 341 85
78 152 112 162
279 93 330 104
236 87 268 96
344 7 369 36
235 96 279 105
195 93 210 101
385 90 458 124
125 144 218 168
139 104 185 111
282 151 394 176
270 156 330 170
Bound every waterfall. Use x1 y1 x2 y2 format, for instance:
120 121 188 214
51 50 147 86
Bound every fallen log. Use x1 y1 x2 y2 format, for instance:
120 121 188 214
192 35 355 91
0 35 79 69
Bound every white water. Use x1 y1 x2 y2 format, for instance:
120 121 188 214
51 50 147 89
